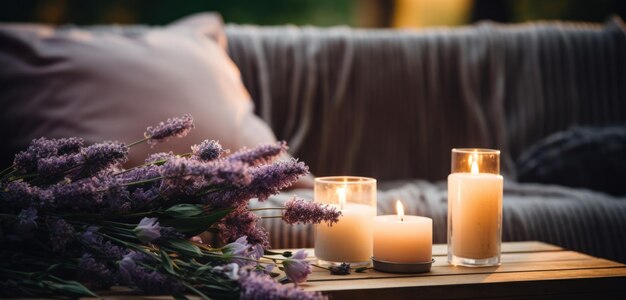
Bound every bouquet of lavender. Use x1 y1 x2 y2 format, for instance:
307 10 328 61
0 114 340 299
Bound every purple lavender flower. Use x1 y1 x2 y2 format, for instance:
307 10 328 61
130 187 160 210
283 197 341 226
239 270 326 300
80 141 129 175
118 165 162 184
48 218 75 252
81 227 126 259
54 137 84 154
227 141 287 167
218 209 259 244
37 154 84 179
118 252 185 294
51 177 105 211
160 226 184 239
145 114 194 146
1 180 53 210
245 227 271 250
282 250 312 285
159 157 250 197
134 217 161 243
192 140 226 161
98 176 131 213
13 137 84 173
247 159 308 201
329 263 351 275
14 207 38 237
78 254 114 289
144 152 175 164
202 158 308 209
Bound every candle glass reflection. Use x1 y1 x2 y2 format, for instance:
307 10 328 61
314 176 376 266
448 149 503 267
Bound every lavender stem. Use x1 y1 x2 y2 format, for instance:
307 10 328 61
126 137 151 148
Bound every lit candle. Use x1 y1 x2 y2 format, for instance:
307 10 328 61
373 200 432 263
448 149 503 266
314 177 376 265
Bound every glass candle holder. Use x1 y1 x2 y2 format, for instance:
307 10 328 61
447 149 503 267
314 176 376 266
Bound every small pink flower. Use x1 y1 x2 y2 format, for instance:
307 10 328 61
282 250 312 285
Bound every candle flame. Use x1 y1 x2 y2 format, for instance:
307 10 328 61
396 200 405 221
470 149 479 174
337 186 346 210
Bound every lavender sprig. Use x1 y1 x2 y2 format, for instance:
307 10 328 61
0 115 328 299
227 141 287 167
78 254 114 289
218 208 269 249
202 158 308 209
80 141 129 175
238 270 326 300
48 218 76 253
282 197 341 226
1 180 53 210
13 137 84 173
119 252 185 294
192 140 226 161
159 157 250 197
142 114 194 147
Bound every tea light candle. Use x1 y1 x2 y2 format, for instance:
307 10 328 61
314 177 376 265
373 201 432 263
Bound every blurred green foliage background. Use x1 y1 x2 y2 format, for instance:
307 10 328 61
0 0 624 27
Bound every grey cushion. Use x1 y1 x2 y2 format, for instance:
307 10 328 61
517 126 626 196
0 13 277 168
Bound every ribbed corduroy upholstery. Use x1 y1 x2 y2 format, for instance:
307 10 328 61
227 19 626 262
226 18 626 181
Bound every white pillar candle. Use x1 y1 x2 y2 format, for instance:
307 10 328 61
448 149 503 266
373 201 432 263
314 177 376 264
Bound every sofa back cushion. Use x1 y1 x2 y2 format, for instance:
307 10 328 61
226 18 626 181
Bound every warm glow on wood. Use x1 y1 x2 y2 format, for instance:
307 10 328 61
396 200 405 221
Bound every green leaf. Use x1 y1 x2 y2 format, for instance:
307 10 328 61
163 239 203 257
164 204 204 218
44 280 97 297
193 263 214 277
161 209 232 236
160 249 177 275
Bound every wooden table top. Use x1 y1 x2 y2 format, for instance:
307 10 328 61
287 241 626 299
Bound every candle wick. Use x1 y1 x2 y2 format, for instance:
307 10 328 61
401 217 404 222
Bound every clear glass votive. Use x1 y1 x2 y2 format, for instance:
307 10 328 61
314 176 376 266
448 149 503 267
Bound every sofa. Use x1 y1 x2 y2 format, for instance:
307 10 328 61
1 14 625 263
226 18 626 263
